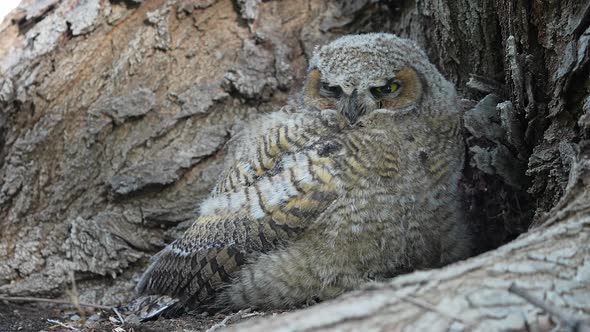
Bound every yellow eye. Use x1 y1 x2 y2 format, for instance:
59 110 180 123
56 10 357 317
370 82 400 96
389 82 399 92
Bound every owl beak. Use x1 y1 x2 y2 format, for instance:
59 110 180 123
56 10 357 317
341 90 360 124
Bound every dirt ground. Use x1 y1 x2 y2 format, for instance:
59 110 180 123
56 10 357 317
0 302 57 332
0 301 273 332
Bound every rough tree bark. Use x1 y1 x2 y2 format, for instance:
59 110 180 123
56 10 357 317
0 0 588 331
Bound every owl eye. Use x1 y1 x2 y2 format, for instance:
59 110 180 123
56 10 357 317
320 82 343 98
370 81 401 97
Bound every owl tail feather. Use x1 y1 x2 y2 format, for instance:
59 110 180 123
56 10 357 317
125 294 181 322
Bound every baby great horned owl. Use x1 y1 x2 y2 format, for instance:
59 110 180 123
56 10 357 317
135 33 470 316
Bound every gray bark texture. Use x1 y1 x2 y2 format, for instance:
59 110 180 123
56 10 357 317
0 0 589 331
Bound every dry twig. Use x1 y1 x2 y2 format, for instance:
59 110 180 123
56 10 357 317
0 296 112 310
47 319 81 331
205 309 254 332
509 283 590 332
112 307 126 325
65 270 83 315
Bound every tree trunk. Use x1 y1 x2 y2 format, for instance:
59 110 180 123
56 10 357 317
0 0 588 331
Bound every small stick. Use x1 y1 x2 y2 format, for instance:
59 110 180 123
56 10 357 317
67 270 83 315
47 319 81 331
508 283 590 331
508 284 571 323
206 309 252 332
0 296 112 310
206 314 234 332
112 307 125 325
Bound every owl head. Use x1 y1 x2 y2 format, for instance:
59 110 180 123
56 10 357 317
303 33 457 125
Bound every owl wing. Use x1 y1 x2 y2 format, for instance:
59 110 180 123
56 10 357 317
212 109 314 194
134 112 343 318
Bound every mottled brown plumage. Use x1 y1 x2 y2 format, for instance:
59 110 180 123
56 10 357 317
134 33 471 318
